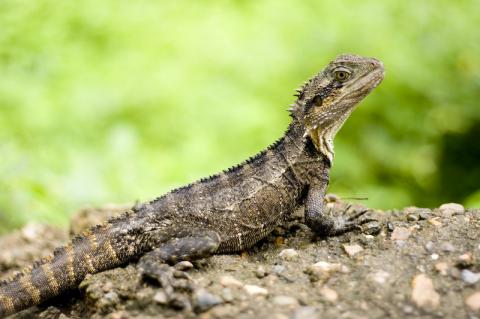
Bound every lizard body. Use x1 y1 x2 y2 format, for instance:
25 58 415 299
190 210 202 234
0 54 384 317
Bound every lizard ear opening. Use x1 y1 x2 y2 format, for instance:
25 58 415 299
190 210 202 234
312 95 323 107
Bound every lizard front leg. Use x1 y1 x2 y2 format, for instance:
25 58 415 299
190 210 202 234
305 184 370 236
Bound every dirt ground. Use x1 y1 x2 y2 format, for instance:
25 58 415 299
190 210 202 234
1 197 479 319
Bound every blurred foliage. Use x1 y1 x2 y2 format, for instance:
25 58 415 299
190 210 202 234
0 0 479 233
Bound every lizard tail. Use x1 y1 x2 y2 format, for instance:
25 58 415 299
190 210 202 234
0 215 134 317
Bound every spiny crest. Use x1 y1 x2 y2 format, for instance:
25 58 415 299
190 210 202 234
157 131 289 199
289 72 325 118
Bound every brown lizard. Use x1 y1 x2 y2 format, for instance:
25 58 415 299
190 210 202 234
0 54 384 317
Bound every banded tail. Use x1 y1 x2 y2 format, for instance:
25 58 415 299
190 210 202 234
0 215 136 317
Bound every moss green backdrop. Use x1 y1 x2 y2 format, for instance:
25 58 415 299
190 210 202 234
1 0 479 233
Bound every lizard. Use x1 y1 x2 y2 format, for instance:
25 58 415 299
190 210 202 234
0 54 384 317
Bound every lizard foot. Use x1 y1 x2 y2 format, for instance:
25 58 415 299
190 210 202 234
325 204 376 236
137 231 221 309
138 259 195 310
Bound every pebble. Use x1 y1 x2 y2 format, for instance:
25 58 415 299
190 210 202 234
461 269 480 284
440 242 456 252
364 221 382 235
293 306 320 319
439 203 465 217
244 284 268 296
272 295 299 307
219 275 243 288
406 214 419 222
430 253 439 260
96 291 120 309
153 291 168 304
221 288 234 302
466 292 480 312
425 241 435 252
434 262 449 276
411 274 440 310
272 265 286 274
319 287 338 302
457 252 474 267
305 261 345 282
343 244 364 257
391 227 412 241
369 270 391 285
428 217 442 227
255 266 268 278
279 248 299 261
174 261 194 271
193 288 223 313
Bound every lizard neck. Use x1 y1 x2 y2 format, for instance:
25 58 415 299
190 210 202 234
278 122 331 185
285 122 331 162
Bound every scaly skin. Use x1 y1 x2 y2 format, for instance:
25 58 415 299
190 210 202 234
0 54 384 317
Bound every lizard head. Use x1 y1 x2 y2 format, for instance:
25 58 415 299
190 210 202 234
290 54 384 164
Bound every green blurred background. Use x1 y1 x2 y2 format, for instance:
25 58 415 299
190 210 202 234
1 0 479 234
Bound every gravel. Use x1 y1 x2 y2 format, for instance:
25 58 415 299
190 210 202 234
1 198 479 319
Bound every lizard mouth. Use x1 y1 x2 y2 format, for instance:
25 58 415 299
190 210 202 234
336 65 385 110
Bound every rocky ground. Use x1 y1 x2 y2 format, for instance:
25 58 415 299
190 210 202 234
1 197 479 319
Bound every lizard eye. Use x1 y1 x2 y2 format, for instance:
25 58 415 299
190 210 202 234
333 68 351 82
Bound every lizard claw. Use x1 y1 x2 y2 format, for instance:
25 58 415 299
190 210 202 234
326 205 377 236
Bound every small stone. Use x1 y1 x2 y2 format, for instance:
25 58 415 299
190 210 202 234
21 223 43 241
418 209 432 220
369 270 391 285
440 242 455 252
391 227 412 241
319 287 338 302
343 244 364 257
457 252 474 268
293 306 320 319
434 262 449 276
193 289 223 313
428 217 442 227
430 253 439 260
439 203 465 217
407 213 419 222
279 248 299 261
153 291 168 304
402 305 414 314
404 206 419 215
272 295 299 307
221 288 234 302
425 241 435 252
461 269 480 284
364 221 382 235
387 222 395 232
466 292 480 312
272 265 286 274
244 284 268 296
219 275 243 288
305 261 343 282
255 266 268 278
411 274 440 310
174 261 194 271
